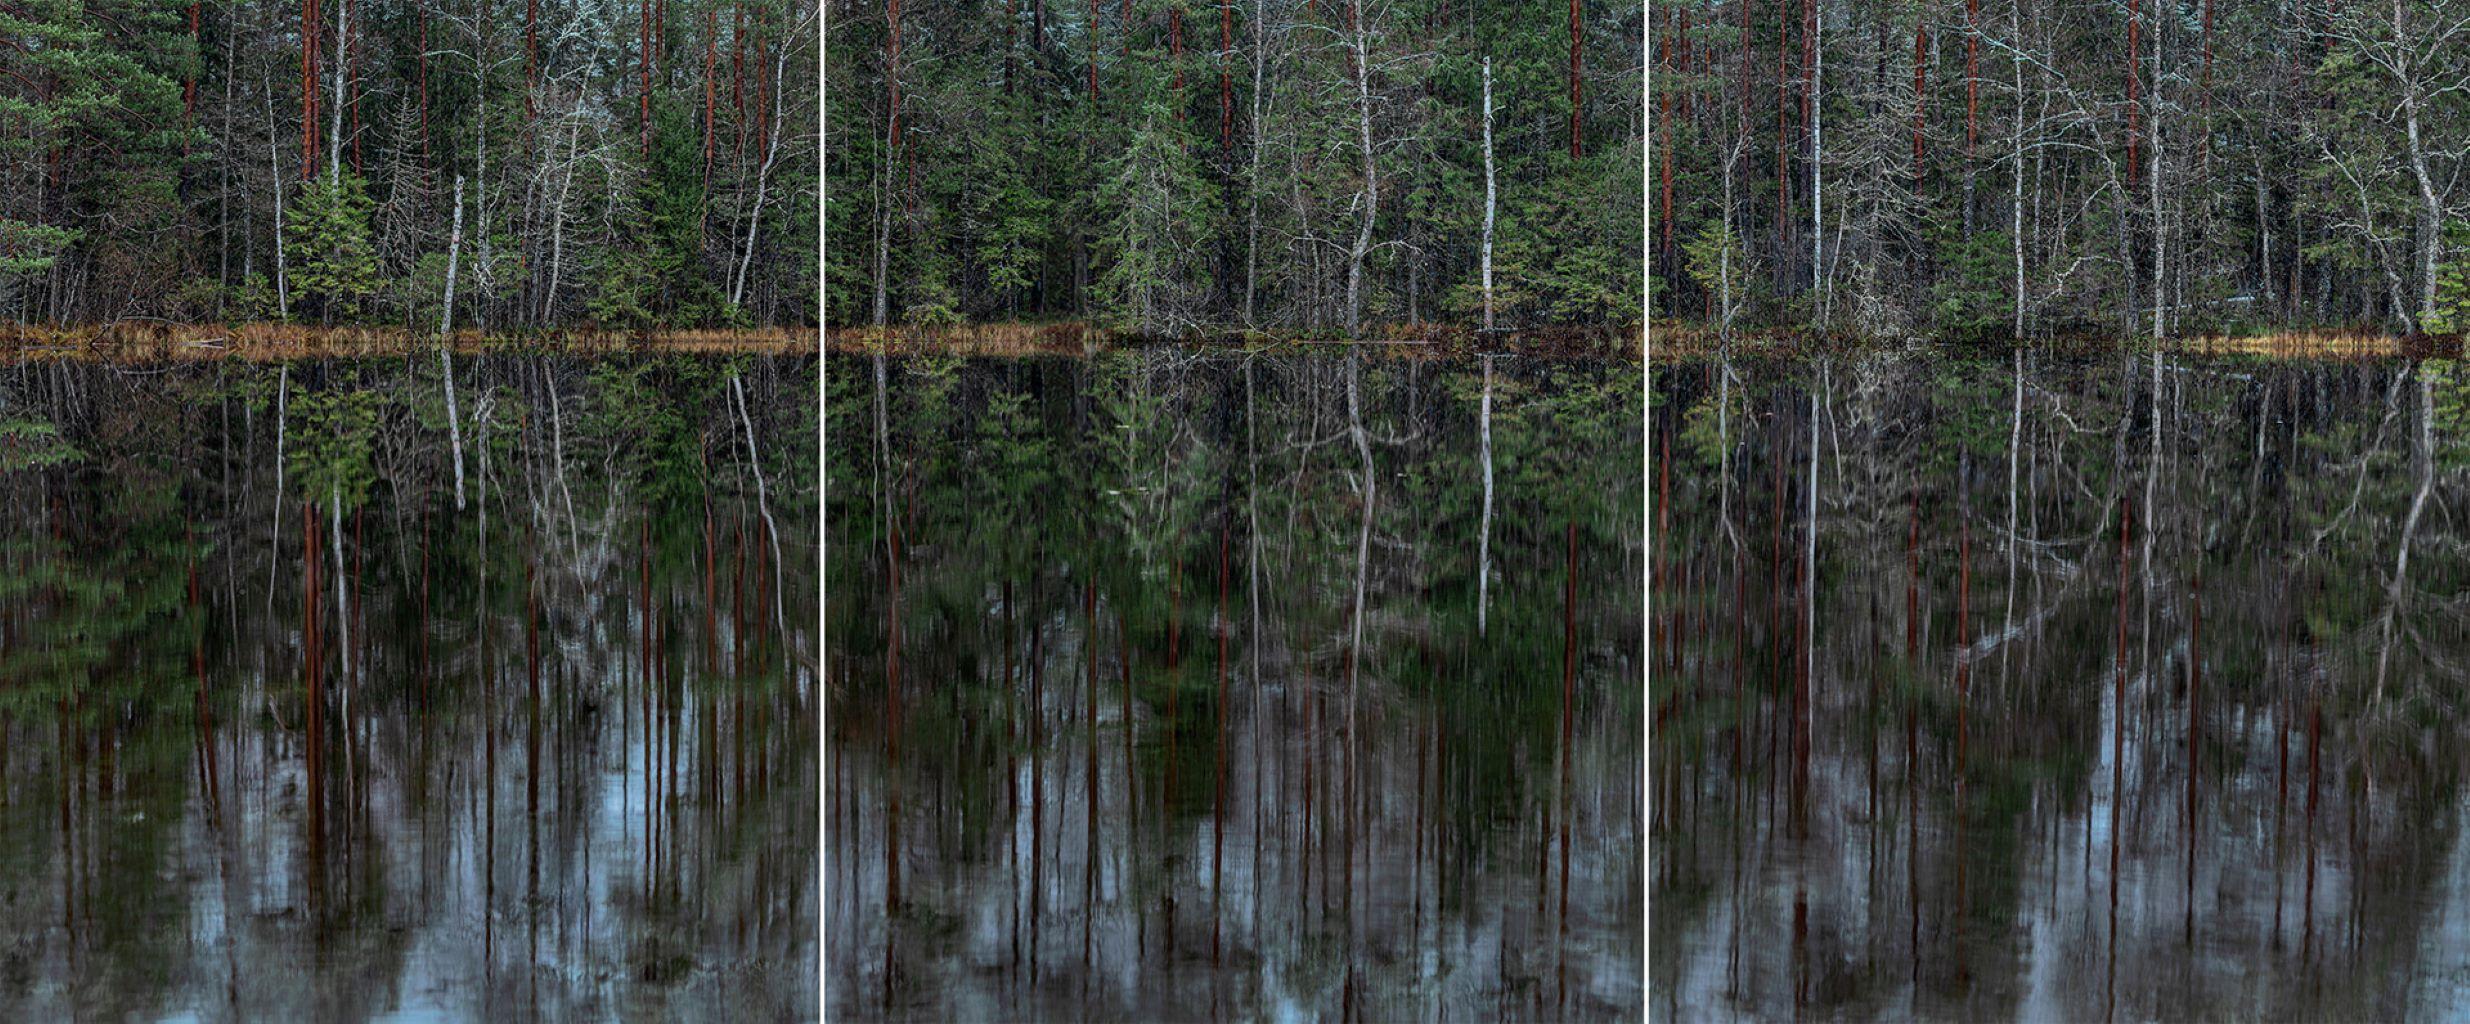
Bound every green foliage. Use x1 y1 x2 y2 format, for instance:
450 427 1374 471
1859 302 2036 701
2423 221 2470 335
286 389 384 510
287 172 382 324
2429 359 2470 470
1681 219 1749 318
577 360 709 508
904 278 964 328
1493 157 1633 326
0 219 79 277
1928 227 2015 340
1092 102 1218 336
1676 376 1747 472
964 108 1051 315
620 94 726 326
0 0 193 312
0 418 84 471
587 247 660 330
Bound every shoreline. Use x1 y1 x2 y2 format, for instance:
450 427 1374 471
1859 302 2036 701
822 321 1641 359
1647 323 2464 361
0 322 815 361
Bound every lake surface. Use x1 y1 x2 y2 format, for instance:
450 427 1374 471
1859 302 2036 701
0 354 817 1020
1650 352 2470 1021
823 350 1645 1021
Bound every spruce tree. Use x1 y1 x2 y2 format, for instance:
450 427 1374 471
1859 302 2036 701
288 171 381 324
1093 101 1217 336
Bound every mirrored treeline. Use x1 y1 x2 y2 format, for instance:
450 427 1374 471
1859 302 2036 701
825 350 1644 1022
1651 353 2470 1022
0 354 818 1020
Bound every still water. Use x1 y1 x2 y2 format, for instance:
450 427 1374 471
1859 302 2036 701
824 350 1644 1021
1650 352 2470 1021
0 354 817 1020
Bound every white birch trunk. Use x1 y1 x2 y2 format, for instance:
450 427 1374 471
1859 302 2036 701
328 0 347 183
441 176 468 512
2012 4 2026 342
1481 56 1496 333
265 366 289 613
1244 0 1270 325
734 374 787 637
1809 1 1823 322
1478 353 1494 634
1343 2 1377 338
264 80 289 318
734 40 792 309
2150 3 2164 341
331 483 350 683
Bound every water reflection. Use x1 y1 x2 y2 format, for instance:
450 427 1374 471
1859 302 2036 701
0 355 818 1020
824 351 1644 1021
1650 352 2470 1021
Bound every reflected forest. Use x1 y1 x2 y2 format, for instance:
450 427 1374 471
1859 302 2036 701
826 350 1644 1020
1650 352 2470 1020
0 354 818 1019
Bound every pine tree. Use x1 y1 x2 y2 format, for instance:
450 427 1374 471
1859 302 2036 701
0 0 193 320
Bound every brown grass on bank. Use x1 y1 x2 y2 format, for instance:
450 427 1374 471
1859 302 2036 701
823 321 1642 359
2188 329 2461 360
0 321 813 361
1647 322 2461 361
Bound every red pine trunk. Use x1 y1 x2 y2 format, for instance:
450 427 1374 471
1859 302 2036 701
1737 0 1752 131
186 3 200 119
1775 0 1793 262
1658 17 1674 263
301 0 318 179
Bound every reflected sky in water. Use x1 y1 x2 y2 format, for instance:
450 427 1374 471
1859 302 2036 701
1651 353 2470 1022
0 355 817 1021
826 351 1644 1022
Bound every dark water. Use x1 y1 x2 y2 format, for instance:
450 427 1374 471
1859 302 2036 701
1649 353 2470 1021
824 351 1644 1021
0 355 817 1020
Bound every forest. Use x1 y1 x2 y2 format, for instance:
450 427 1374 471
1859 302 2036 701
823 1 1646 337
1649 0 2470 343
0 0 817 331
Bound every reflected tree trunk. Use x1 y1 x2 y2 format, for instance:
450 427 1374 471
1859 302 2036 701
2373 371 2433 706
1213 526 1229 967
1479 354 1494 635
